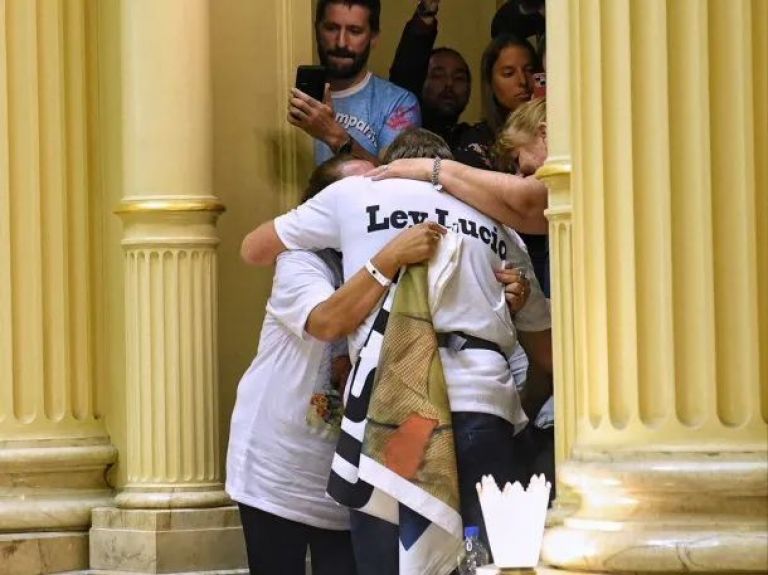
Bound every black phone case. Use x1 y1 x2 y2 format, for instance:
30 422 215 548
295 65 326 102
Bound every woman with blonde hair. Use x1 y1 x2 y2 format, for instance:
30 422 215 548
494 96 547 176
493 98 550 295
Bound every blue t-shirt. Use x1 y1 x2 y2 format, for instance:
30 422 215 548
314 73 421 164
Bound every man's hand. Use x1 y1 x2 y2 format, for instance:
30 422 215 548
372 221 447 277
416 0 441 23
495 267 531 314
330 355 352 395
288 85 348 150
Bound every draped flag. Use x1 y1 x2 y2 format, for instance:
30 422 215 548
328 263 463 575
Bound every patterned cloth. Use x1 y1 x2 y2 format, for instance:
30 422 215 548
328 264 463 575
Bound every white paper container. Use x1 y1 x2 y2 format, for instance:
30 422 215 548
476 474 551 569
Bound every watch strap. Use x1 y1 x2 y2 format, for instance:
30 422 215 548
335 134 353 155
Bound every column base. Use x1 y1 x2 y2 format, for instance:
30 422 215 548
543 526 767 573
541 451 768 573
0 532 89 575
89 506 248 574
544 499 578 528
115 484 232 509
0 439 117 531
545 485 580 528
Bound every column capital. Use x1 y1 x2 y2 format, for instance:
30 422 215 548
536 159 572 181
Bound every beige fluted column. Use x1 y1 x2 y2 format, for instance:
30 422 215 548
542 0 768 572
0 1 116 573
112 0 230 512
89 0 245 572
115 0 228 512
536 0 578 525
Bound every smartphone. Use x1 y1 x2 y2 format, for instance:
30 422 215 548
295 65 327 102
532 72 546 98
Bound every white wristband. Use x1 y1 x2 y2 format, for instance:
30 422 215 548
365 260 392 287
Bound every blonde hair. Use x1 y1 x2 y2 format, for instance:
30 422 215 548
493 97 546 171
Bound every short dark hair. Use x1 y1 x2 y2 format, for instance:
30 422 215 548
315 0 381 33
430 47 472 83
302 154 357 203
383 128 454 163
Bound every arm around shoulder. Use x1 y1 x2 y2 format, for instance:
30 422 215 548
305 221 446 342
517 328 552 375
439 161 549 234
241 220 287 266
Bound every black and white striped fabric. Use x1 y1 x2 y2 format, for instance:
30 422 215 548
327 277 398 521
327 274 461 575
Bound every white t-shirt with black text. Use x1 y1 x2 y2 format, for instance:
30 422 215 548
274 177 550 424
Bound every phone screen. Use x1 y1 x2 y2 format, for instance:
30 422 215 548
296 65 327 102
532 72 546 98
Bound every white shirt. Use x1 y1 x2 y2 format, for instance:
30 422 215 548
274 176 551 423
226 250 350 530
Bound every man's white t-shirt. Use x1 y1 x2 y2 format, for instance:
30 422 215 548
274 176 550 423
226 250 349 530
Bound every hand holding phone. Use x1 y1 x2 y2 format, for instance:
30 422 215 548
295 65 327 102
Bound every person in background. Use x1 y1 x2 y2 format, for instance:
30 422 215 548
495 100 554 494
365 137 548 237
453 34 540 171
389 0 472 149
226 154 447 575
493 97 549 295
491 0 546 43
368 99 551 293
288 0 421 166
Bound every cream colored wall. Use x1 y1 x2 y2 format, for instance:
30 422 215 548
91 0 129 489
210 0 314 466
367 0 498 125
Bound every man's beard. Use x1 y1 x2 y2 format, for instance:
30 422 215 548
318 42 371 80
425 96 464 122
422 103 461 135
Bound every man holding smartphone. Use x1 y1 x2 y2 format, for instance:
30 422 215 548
289 0 421 165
